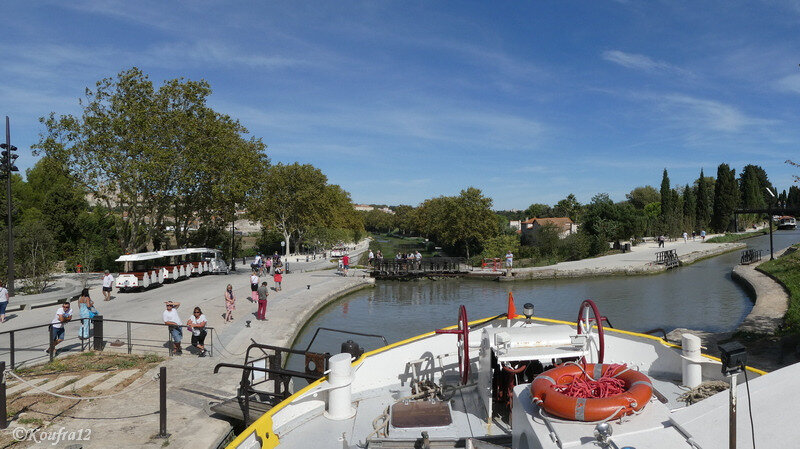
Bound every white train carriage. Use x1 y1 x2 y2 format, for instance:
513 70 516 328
114 248 227 292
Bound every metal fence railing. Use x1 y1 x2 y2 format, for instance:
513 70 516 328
740 249 763 265
0 316 215 369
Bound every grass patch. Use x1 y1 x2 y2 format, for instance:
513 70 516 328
759 244 800 334
15 352 163 376
17 417 43 426
706 229 768 243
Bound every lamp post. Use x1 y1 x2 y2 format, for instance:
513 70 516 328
1 118 19 296
766 187 775 260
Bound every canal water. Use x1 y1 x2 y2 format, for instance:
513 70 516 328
289 229 800 360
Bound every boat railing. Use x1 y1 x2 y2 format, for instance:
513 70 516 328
212 342 331 424
304 327 388 353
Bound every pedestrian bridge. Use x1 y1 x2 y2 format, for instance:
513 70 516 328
369 257 469 280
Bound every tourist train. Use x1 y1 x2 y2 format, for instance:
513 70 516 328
221 296 796 448
115 248 228 292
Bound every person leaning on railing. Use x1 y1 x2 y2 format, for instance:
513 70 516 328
47 302 73 354
163 301 183 355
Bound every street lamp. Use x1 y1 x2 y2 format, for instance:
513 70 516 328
766 187 775 260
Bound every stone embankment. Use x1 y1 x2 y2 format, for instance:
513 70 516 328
669 246 793 372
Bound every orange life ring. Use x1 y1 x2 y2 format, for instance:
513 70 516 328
530 363 652 421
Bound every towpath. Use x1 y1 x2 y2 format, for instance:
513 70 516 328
504 236 745 280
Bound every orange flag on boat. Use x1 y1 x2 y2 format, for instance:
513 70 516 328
508 292 517 319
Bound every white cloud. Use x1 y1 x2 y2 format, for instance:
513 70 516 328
661 94 775 132
602 50 692 77
775 73 800 94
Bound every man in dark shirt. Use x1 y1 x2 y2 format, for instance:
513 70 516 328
256 281 269 320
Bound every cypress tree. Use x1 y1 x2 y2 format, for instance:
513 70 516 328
711 163 739 232
683 184 696 231
788 186 800 210
659 169 671 234
739 165 767 210
696 169 711 231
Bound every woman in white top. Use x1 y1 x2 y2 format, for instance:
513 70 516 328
250 272 259 302
186 307 208 357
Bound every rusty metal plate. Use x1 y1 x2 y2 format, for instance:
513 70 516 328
391 401 452 428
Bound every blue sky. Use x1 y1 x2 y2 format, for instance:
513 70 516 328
2 1 799 210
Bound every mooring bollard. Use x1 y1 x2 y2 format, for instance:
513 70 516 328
0 361 7 430
158 366 168 438
93 315 104 351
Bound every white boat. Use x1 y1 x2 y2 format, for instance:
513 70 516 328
777 216 796 230
221 297 798 449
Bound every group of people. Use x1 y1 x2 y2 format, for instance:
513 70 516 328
251 252 283 277
657 229 707 247
162 300 208 357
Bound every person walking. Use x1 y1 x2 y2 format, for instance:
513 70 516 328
250 271 259 302
682 231 688 243
505 250 514 275
368 250 374 267
256 281 269 320
163 301 182 355
265 256 273 275
273 268 283 291
224 284 235 323
77 288 94 339
700 230 706 241
102 270 114 301
0 281 9 323
47 302 73 354
341 254 350 276
186 307 208 357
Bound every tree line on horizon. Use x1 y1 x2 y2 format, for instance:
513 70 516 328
362 163 799 264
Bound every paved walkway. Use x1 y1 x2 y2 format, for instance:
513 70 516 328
6 240 372 449
504 237 745 280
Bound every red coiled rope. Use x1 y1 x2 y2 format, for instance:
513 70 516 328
552 364 627 399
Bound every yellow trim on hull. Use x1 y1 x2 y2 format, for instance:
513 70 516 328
225 314 765 448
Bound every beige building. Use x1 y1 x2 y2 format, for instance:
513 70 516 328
520 217 577 243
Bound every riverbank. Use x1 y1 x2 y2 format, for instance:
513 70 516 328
501 239 745 281
668 245 795 373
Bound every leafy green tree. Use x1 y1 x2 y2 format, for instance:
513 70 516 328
524 203 552 219
34 67 268 253
416 187 497 258
392 205 415 235
711 163 739 232
626 186 660 209
553 194 581 221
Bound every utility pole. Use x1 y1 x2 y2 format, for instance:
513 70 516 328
1 117 19 296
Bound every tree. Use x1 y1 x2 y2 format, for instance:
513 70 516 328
34 67 268 253
524 203 552 219
711 163 739 232
659 169 671 221
738 164 772 210
393 205 415 235
683 184 696 232
553 194 581 221
696 169 712 231
250 163 329 256
626 186 660 210
439 188 497 258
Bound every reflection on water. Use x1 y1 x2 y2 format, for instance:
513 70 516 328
290 229 800 360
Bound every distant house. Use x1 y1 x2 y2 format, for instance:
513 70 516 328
520 217 577 243
353 204 374 212
509 220 521 231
